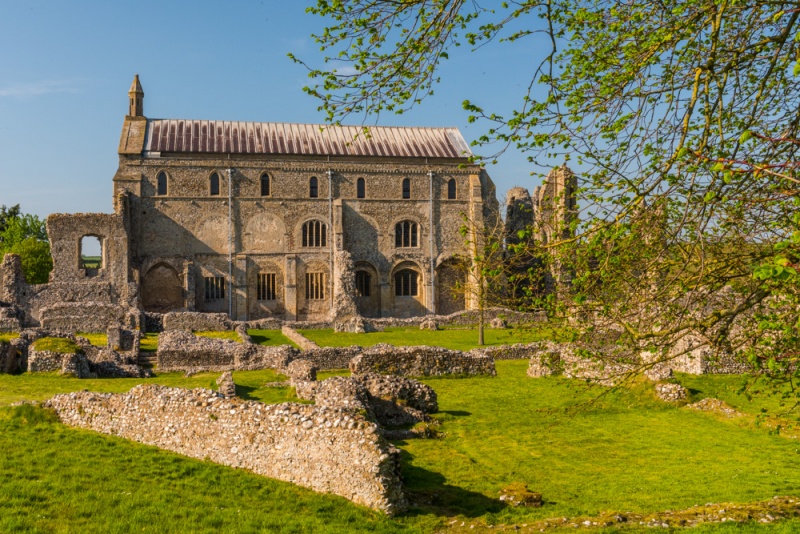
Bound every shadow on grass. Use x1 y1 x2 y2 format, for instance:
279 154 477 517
439 410 471 417
399 449 504 518
234 384 256 400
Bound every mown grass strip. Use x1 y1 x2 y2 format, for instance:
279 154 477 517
247 329 298 348
300 325 570 351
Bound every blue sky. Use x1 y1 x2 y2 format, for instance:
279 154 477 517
0 1 555 219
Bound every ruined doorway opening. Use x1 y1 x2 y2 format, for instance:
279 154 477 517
142 263 183 312
80 235 103 277
437 257 467 315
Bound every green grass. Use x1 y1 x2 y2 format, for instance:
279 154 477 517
0 370 286 407
0 332 19 343
3 363 800 531
31 337 81 354
140 332 158 352
299 325 569 351
194 330 242 342
76 332 107 347
247 328 298 348
79 255 101 269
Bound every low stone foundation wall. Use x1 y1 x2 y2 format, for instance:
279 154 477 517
45 385 406 514
666 334 753 374
27 349 66 373
281 325 319 350
350 344 496 377
471 342 543 361
39 302 141 333
163 312 232 332
302 346 361 369
157 331 293 372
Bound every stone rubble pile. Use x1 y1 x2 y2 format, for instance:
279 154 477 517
45 384 407 515
294 372 438 429
655 383 688 402
216 371 236 397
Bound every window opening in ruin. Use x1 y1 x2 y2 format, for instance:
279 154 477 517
261 174 271 196
210 172 220 196
448 178 457 199
395 269 418 296
204 276 225 300
355 270 371 297
257 273 276 301
402 178 411 199
79 236 103 270
302 220 327 247
357 177 365 199
395 220 418 247
309 176 319 198
157 172 167 195
305 272 326 300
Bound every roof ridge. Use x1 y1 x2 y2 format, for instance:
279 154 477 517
146 118 460 130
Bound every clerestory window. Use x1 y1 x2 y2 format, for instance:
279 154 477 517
210 172 220 196
157 172 168 196
357 177 366 199
402 178 411 199
309 176 318 198
447 178 457 199
260 174 271 196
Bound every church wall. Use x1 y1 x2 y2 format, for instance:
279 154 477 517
114 155 488 320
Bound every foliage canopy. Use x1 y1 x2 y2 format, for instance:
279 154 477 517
298 1 800 379
0 211 52 285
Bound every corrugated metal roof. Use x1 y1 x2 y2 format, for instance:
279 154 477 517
142 119 472 159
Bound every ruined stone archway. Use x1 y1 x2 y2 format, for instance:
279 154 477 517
142 263 183 312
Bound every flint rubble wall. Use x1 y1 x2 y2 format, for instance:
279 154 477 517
351 345 496 377
281 325 318 350
45 385 406 514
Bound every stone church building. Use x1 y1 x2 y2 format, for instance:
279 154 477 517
1 76 504 330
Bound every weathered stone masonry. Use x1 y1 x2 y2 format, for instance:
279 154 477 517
46 384 406 514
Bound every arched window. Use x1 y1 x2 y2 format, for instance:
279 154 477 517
157 172 167 196
302 220 327 247
395 220 418 248
447 178 457 199
309 176 319 198
395 269 418 296
355 270 371 297
357 177 366 199
402 178 411 199
210 172 220 196
79 235 103 270
260 174 271 196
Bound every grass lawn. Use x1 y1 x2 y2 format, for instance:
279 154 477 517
31 337 81 353
247 328 298 348
2 362 800 531
0 332 19 343
194 330 242 342
76 332 107 347
299 325 570 351
140 332 159 352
